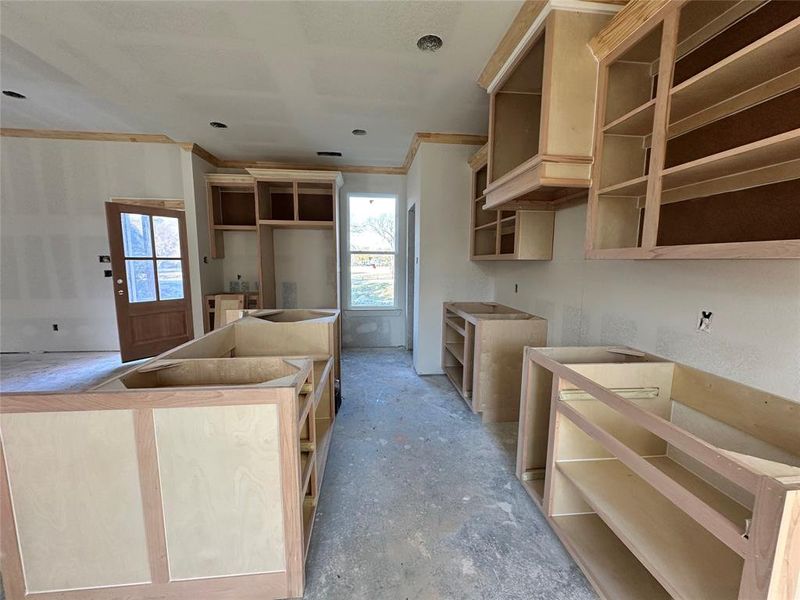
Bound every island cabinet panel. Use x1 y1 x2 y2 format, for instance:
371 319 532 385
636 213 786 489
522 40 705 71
0 316 341 600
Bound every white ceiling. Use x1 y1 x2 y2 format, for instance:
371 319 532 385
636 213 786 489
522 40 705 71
0 1 522 167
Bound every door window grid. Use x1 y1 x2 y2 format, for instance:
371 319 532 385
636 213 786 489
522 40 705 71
121 213 184 303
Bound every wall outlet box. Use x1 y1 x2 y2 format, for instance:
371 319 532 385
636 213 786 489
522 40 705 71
697 310 713 333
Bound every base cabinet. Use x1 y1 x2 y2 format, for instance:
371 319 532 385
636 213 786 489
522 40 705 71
442 302 547 422
517 345 800 600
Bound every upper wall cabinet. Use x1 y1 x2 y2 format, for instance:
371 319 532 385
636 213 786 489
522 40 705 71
483 6 618 212
586 0 800 259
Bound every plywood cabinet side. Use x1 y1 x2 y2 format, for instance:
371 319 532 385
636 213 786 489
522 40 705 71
516 345 800 600
442 302 547 422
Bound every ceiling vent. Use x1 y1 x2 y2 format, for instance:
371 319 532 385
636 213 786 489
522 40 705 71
417 35 443 52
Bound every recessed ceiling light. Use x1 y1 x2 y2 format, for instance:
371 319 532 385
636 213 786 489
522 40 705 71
417 35 443 52
2 90 26 99
209 121 227 129
317 151 342 157
352 129 367 136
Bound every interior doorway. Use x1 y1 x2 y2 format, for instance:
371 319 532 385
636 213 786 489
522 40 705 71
406 205 415 350
105 201 194 362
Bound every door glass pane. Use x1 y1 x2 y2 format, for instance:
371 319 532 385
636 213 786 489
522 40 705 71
126 260 156 302
156 260 184 300
121 213 153 257
349 196 395 252
153 216 181 258
350 253 394 307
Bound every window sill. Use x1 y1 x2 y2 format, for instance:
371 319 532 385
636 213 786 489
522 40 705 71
345 308 403 317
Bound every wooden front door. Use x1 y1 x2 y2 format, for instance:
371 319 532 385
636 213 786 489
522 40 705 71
105 202 194 362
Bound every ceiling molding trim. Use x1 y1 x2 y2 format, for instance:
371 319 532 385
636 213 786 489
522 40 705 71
478 1 547 90
480 0 625 92
589 0 672 60
3 128 485 175
467 143 489 170
0 128 175 144
401 132 489 172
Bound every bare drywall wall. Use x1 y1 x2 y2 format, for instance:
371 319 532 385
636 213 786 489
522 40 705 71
0 137 186 352
411 143 495 375
339 172 407 348
490 203 800 400
273 228 337 308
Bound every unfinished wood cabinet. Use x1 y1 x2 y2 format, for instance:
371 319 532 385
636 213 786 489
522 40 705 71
469 144 554 261
482 4 619 214
206 169 343 309
517 345 800 600
586 0 800 259
203 291 259 333
442 302 547 422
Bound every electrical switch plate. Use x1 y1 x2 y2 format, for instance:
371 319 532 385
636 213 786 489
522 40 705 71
697 310 713 333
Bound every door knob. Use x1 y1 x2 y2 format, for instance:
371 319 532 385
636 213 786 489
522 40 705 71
117 289 125 296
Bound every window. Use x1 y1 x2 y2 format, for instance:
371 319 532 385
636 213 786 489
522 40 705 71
347 195 397 308
120 212 184 303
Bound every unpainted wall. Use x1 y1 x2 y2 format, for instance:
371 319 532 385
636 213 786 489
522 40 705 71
339 172 407 348
0 137 188 352
491 203 800 400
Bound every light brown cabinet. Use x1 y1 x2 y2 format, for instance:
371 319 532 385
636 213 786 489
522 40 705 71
586 0 800 259
206 169 342 308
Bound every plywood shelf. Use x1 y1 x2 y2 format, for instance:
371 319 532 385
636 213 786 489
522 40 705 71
258 219 334 229
551 514 670 600
474 220 498 231
603 99 656 136
669 18 800 123
661 129 800 192
598 175 649 197
445 342 465 365
445 317 466 337
557 458 744 600
213 225 257 231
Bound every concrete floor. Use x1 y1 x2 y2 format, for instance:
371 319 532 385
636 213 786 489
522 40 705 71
0 348 594 599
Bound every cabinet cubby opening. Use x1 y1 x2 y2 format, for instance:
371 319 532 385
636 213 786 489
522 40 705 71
475 198 497 228
491 34 545 181
593 195 645 250
475 165 488 199
474 228 497 256
214 188 256 227
673 0 800 88
604 24 662 125
258 181 295 221
656 178 800 247
298 182 334 222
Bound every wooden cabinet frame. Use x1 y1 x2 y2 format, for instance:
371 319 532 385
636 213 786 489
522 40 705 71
206 169 343 309
516 345 800 599
585 0 800 259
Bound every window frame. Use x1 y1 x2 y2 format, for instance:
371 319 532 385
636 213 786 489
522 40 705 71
344 193 400 311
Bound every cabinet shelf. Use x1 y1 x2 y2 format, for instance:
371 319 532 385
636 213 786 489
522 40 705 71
474 220 498 231
558 458 744 600
661 129 800 192
603 99 656 136
551 514 670 600
445 342 465 365
598 175 649 197
669 18 800 123
258 219 334 229
213 225 257 231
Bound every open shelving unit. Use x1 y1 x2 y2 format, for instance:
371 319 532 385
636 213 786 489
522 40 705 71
442 302 547 423
482 7 619 214
206 170 343 309
516 345 800 600
586 0 800 259
469 145 555 261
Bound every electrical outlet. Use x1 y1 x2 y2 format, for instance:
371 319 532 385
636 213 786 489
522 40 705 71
697 310 713 333
98 255 111 263
104 270 112 277
52 324 59 332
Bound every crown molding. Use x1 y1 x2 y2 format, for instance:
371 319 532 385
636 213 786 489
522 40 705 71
4 128 485 175
0 128 175 144
478 0 625 92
